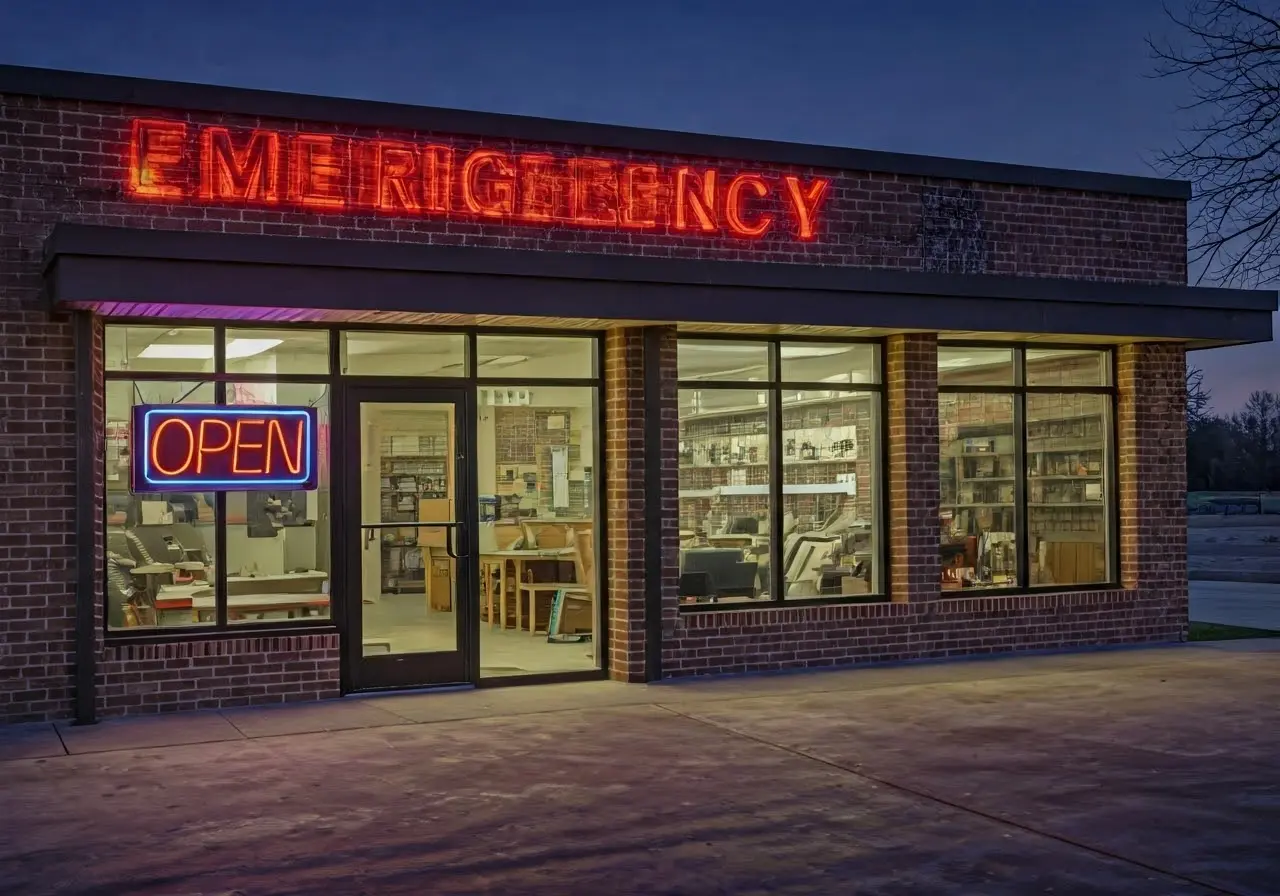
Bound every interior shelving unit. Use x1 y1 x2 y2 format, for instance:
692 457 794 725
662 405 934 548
377 427 449 594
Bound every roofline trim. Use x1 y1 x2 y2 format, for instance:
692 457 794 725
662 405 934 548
0 63 1191 201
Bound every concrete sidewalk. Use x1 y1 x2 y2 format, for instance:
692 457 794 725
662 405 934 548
1191 579 1280 630
2 641 1279 895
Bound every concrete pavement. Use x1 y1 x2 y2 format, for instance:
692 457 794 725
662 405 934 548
2 642 1279 895
1190 579 1280 630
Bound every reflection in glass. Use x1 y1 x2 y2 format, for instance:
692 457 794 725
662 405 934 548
476 385 599 675
104 380 218 630
782 391 879 598
677 340 771 383
225 329 330 376
105 325 215 374
476 335 595 379
937 346 1015 386
1027 393 1111 585
360 401 460 656
1026 349 1110 387
226 382 331 623
678 389 770 604
341 331 467 376
781 343 879 385
939 392 1018 590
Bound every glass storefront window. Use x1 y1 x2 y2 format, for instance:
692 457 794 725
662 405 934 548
937 346 1015 386
225 329 330 376
105 325 215 375
476 335 595 379
104 379 218 630
782 390 879 599
938 346 1116 592
1026 349 1111 387
476 384 600 673
340 331 467 376
781 343 879 385
1027 392 1111 586
679 388 771 603
677 340 771 382
939 393 1017 591
225 382 331 623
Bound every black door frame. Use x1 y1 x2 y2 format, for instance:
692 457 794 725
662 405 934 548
336 379 481 693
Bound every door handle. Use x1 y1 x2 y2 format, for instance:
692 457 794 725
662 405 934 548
445 523 467 560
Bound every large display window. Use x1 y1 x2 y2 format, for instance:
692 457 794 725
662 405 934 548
677 338 882 605
938 346 1116 591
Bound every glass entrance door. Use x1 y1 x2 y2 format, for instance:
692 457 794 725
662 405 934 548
345 386 473 690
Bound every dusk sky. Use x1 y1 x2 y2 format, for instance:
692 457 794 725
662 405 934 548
0 0 1273 412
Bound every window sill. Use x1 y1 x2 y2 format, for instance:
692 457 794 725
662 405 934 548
679 594 889 613
937 582 1122 598
103 619 338 646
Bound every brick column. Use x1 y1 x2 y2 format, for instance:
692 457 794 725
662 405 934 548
1117 343 1188 596
885 334 940 602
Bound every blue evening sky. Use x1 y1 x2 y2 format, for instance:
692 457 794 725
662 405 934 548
0 0 1271 411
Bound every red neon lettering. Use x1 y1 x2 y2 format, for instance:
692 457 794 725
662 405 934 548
125 118 837 242
196 418 233 473
462 150 514 217
782 176 830 241
674 167 717 232
231 419 267 474
724 174 772 238
518 153 559 222
129 119 187 199
570 158 619 226
620 164 659 229
421 144 452 213
289 135 346 209
150 418 195 476
266 418 305 475
198 128 279 203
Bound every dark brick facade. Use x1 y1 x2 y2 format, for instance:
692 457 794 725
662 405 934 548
0 81 1194 723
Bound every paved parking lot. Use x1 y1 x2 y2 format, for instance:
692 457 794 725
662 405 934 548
2 640 1278 895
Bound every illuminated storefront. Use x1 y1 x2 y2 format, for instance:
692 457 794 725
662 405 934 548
0 64 1274 724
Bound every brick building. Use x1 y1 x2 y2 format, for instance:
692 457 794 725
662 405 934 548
0 65 1273 724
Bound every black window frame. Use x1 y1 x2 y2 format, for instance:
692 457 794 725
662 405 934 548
937 341 1119 594
676 334 887 612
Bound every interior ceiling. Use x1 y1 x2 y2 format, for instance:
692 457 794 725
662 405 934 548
87 303 1170 347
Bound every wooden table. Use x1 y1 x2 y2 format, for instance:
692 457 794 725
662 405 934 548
154 587 329 623
480 548 574 632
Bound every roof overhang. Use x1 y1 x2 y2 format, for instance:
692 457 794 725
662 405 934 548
44 225 1276 347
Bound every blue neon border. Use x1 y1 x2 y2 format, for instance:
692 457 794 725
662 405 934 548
131 405 318 492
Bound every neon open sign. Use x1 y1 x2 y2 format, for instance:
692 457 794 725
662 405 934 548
126 118 832 241
132 406 319 492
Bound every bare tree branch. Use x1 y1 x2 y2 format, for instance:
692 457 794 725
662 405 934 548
1151 1 1280 286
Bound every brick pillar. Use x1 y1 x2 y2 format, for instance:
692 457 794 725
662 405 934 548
1117 343 1188 598
885 334 940 602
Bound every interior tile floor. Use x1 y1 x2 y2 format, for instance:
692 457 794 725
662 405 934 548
361 592 597 676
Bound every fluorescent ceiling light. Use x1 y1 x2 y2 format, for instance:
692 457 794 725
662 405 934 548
138 338 281 360
226 338 283 359
479 355 529 368
138 343 213 360
779 346 849 359
937 356 975 369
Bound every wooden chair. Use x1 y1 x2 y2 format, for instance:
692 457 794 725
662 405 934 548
518 527 595 636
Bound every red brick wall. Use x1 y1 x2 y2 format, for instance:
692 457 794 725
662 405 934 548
0 90 1190 721
98 634 340 714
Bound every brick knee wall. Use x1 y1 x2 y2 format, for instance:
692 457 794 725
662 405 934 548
98 634 341 715
662 589 1185 678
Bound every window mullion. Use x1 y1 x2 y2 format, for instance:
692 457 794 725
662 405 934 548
214 379 228 629
1015 391 1029 590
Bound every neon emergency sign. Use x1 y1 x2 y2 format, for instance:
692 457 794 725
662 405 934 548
131 406 319 492
126 118 832 241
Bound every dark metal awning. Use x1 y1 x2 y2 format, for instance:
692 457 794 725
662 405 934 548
43 224 1276 347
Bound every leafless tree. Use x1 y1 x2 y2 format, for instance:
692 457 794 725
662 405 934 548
1151 1 1280 286
1187 363 1214 427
